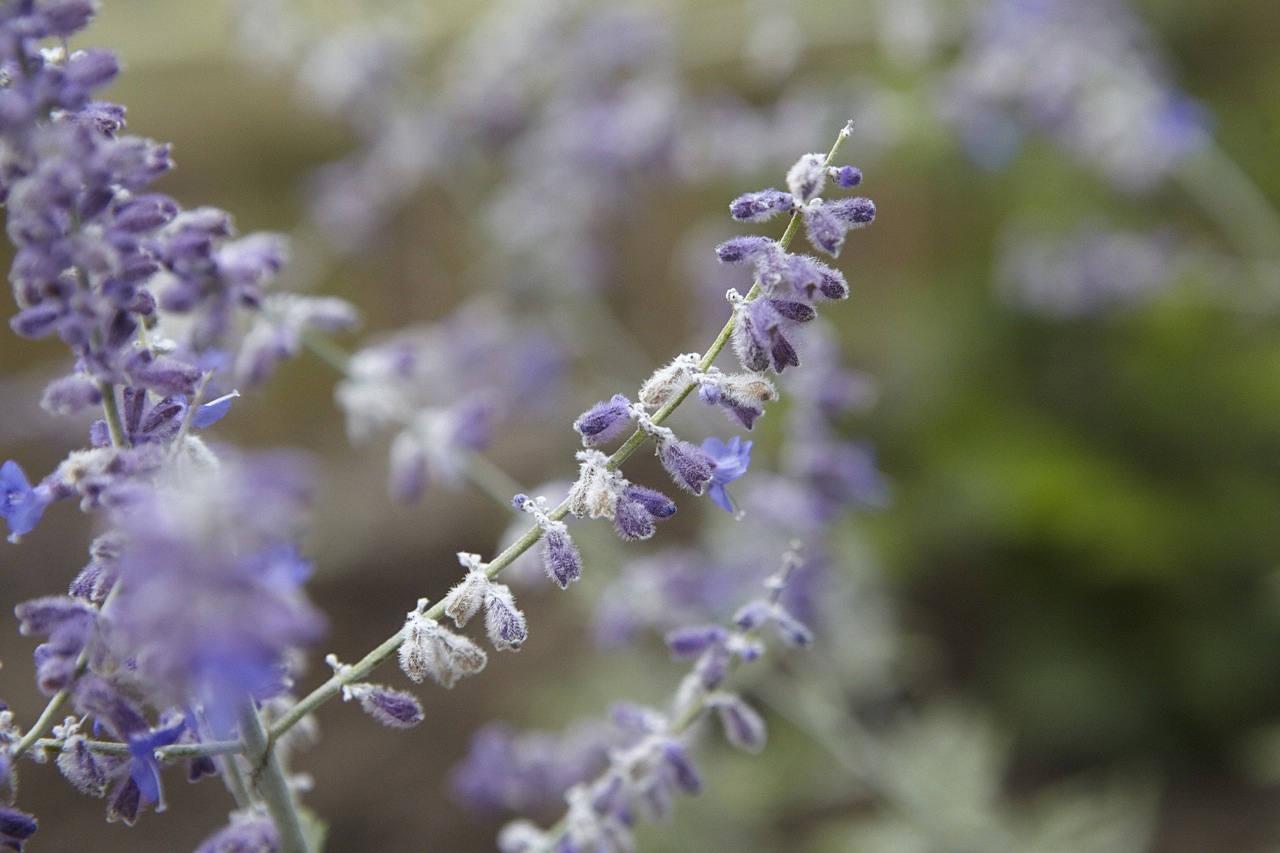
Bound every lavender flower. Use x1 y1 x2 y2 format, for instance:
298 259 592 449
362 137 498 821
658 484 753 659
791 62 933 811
449 721 617 816
512 492 585 588
352 684 425 729
939 0 1210 190
614 484 676 541
192 811 280 853
100 454 325 736
486 556 812 848
573 393 634 446
655 436 714 495
701 436 752 514
1 460 52 541
708 692 767 753
696 371 777 430
399 603 488 688
729 189 795 222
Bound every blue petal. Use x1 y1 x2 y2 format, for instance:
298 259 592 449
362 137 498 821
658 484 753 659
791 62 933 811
192 390 239 428
2 460 50 539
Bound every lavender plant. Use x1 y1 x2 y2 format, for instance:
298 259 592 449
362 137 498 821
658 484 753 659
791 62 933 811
0 3 883 850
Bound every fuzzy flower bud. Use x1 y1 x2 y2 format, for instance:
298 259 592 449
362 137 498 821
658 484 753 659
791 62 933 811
728 189 794 222
399 603 488 688
567 450 622 520
484 582 528 651
786 152 827 202
350 683 425 729
444 557 489 629
540 523 583 588
830 165 863 187
656 436 714 495
714 235 775 265
573 394 634 447
638 354 700 408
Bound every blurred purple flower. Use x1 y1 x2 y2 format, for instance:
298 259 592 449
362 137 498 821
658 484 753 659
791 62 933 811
102 454 325 736
0 805 37 853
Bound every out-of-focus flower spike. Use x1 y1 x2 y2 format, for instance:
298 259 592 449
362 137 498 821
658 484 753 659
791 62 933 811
710 693 767 753
665 625 728 659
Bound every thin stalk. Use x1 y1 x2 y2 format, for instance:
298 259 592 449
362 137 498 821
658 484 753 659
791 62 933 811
238 700 309 853
96 380 128 449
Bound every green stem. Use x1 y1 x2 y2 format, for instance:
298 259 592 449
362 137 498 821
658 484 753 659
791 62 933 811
238 700 310 853
31 737 244 759
462 450 527 509
1177 141 1280 266
299 326 353 375
96 380 128 448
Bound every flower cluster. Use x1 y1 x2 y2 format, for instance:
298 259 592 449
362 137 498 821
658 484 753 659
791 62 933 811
12 454 324 823
334 308 565 502
471 553 813 852
938 0 1210 190
719 133 875 376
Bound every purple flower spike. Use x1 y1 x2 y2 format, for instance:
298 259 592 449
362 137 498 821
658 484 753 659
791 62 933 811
573 394 634 447
2 460 52 541
729 189 794 222
657 438 714 495
700 436 752 514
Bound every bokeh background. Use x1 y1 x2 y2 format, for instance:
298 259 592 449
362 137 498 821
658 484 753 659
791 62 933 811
4 0 1280 850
